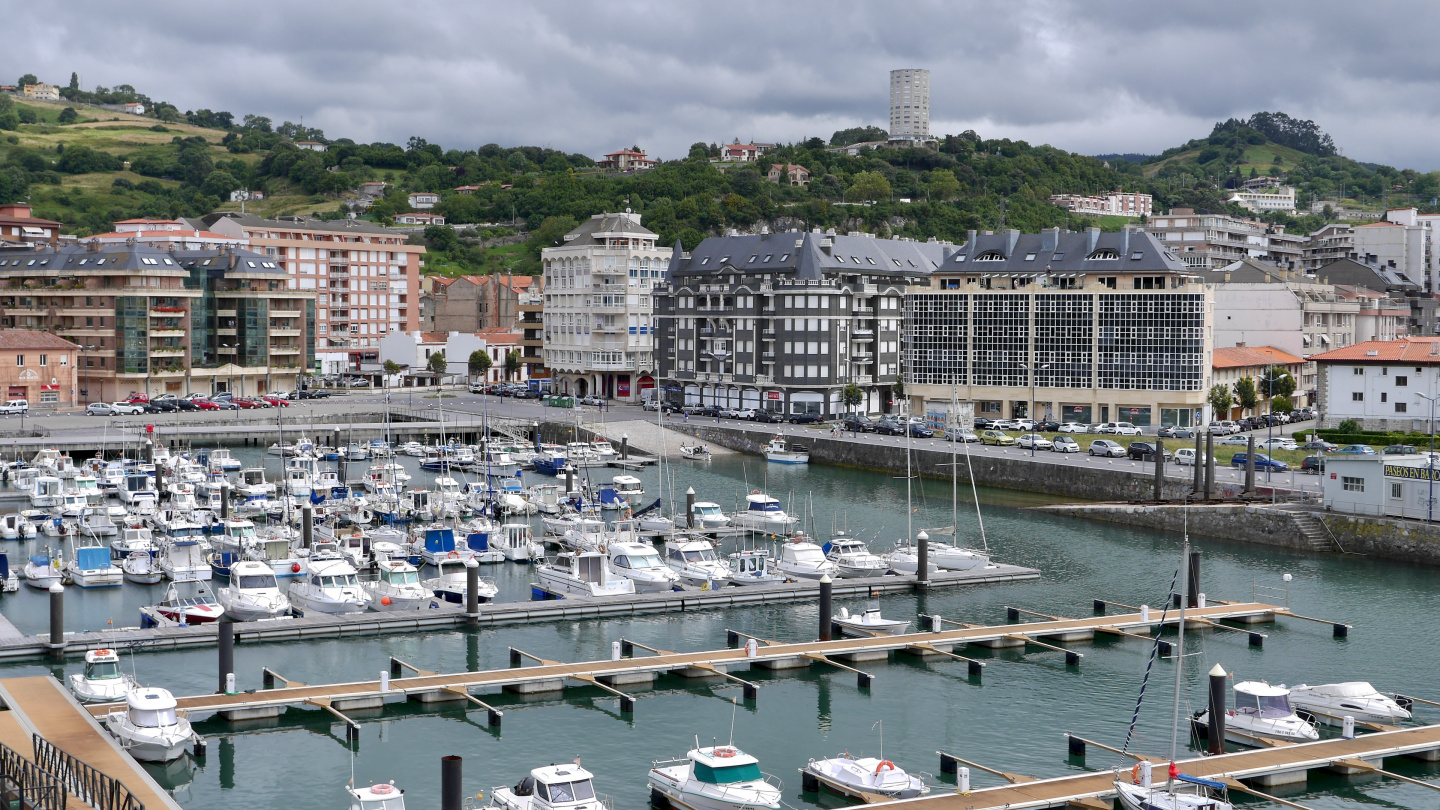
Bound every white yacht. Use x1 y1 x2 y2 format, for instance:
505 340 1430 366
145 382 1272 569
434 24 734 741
492 523 542 562
78 508 118 540
526 484 565 515
234 467 276 499
486 762 606 810
420 558 498 605
103 687 200 762
648 744 781 810
802 753 928 800
68 649 137 704
1 513 35 541
29 476 63 510
122 551 163 585
727 549 786 585
925 539 989 571
882 539 939 576
287 556 368 615
663 538 731 589
111 524 156 560
775 536 835 581
832 607 911 637
215 561 291 621
731 493 796 532
66 544 122 588
203 448 242 472
1115 769 1232 810
363 557 430 611
691 501 731 529
611 475 644 502
607 541 680 593
1195 681 1319 745
537 551 635 597
158 539 211 582
825 533 887 578
1285 681 1412 726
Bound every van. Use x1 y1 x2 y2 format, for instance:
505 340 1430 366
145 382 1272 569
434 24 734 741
0 399 28 415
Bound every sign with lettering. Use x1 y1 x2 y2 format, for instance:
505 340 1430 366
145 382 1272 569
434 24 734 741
1384 464 1440 481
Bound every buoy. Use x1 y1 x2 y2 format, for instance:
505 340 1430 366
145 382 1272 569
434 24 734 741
380 596 392 606
291 563 301 573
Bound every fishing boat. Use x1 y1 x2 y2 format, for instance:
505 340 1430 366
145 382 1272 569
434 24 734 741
122 551 163 585
824 533 887 578
679 443 712 461
607 541 680 593
532 450 568 476
234 467 276 499
730 492 797 532
611 475 644 502
485 762 605 810
1194 682 1319 745
1 513 35 541
690 502 731 530
29 475 62 509
726 548 786 585
158 538 211 582
420 558 499 605
399 441 425 457
537 551 635 597
363 557 430 611
66 543 122 588
215 560 291 621
78 508 118 539
775 535 835 580
287 555 368 615
350 782 408 810
762 436 808 465
663 538 730 589
68 649 137 704
23 550 64 590
151 579 224 624
200 448 242 473
103 687 200 762
118 471 157 508
492 522 542 562
802 753 927 801
411 526 473 566
832 606 910 637
648 743 782 810
1285 682 1412 725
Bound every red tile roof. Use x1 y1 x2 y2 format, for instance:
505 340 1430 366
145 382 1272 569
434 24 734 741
1212 346 1304 369
0 331 79 351
1310 337 1440 364
418 332 450 343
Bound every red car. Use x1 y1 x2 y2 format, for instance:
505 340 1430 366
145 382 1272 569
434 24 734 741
125 394 149 404
193 398 220 411
262 395 290 407
233 397 260 409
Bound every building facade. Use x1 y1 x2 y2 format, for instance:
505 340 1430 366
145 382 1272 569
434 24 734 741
1211 345 1307 417
1302 223 1355 273
597 150 657 172
656 229 940 416
1049 192 1153 219
1146 209 1296 270
904 228 1212 428
203 213 423 374
0 331 78 409
517 290 548 387
1312 337 1440 431
1227 186 1297 213
0 204 61 245
0 242 314 402
542 212 668 401
889 69 930 141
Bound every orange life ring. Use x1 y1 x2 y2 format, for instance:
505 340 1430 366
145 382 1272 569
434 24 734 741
874 760 895 774
1131 763 1140 784
448 551 459 559
371 784 395 795
751 489 760 495
714 747 737 758
95 649 111 656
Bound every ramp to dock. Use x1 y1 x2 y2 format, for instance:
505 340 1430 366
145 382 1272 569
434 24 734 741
0 677 183 810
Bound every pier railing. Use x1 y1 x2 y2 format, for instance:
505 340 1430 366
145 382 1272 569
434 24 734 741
0 740 65 810
33 736 143 810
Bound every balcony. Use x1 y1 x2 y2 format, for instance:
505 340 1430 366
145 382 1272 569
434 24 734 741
851 375 873 385
754 374 774 385
760 330 775 339
270 346 301 355
269 328 302 337
149 346 185 357
151 328 186 338
149 307 187 318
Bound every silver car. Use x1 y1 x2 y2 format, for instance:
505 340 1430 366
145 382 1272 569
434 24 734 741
1089 439 1126 457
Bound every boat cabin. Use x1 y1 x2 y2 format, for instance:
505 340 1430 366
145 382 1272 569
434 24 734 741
689 746 764 784
667 541 719 566
84 649 122 682
1234 681 1296 718
349 783 406 810
744 493 783 514
729 549 771 576
512 764 598 809
127 688 180 728
422 527 456 555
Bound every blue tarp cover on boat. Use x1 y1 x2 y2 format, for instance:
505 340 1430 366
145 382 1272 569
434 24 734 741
0 552 9 581
1176 774 1227 790
599 486 624 506
466 531 489 551
76 547 110 571
28 555 46 567
423 527 456 553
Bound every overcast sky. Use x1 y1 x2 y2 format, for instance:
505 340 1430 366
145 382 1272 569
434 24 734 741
9 1 1440 170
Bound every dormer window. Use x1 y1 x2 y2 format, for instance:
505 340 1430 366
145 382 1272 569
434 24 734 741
1086 249 1120 260
1052 253 1064 260
974 251 1005 261
1024 253 1036 261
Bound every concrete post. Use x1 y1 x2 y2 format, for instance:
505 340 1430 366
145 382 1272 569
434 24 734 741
465 559 479 624
1245 434 1256 495
1208 664 1227 754
1204 432 1216 500
620 434 629 461
1193 430 1203 493
1153 439 1164 502
1187 550 1201 609
818 575 833 641
686 487 696 529
219 484 229 520
565 466 576 498
47 583 63 659
217 618 234 694
441 756 462 810
154 463 166 503
915 530 930 591
302 505 313 549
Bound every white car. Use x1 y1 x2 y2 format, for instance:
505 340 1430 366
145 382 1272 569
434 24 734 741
1089 439 1126 457
1174 448 1206 466
1111 422 1142 436
1051 436 1081 453
1016 433 1053 450
733 408 758 420
1012 419 1036 431
1219 435 1251 446
110 401 145 415
1209 421 1239 435
944 427 979 443
989 419 1019 430
1260 437 1298 451
1057 423 1089 433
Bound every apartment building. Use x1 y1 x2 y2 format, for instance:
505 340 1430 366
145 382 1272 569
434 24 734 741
516 289 548 387
656 229 940 416
1335 286 1408 344
1351 210 1437 291
1312 337 1440 431
541 212 669 401
203 213 423 374
1212 345 1306 418
423 274 540 333
21 83 59 101
889 69 931 141
0 204 61 245
0 241 314 402
90 218 247 249
0 331 78 410
1302 223 1354 273
1208 258 1359 356
1226 186 1297 213
1049 192 1153 219
905 228 1211 428
1146 208 1280 270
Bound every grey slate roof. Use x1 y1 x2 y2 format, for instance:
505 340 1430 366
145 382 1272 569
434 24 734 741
203 211 405 237
938 228 1186 275
561 212 656 246
0 243 282 275
1314 257 1421 292
670 231 945 280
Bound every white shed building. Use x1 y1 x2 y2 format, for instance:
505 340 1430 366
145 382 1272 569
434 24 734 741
1322 453 1440 520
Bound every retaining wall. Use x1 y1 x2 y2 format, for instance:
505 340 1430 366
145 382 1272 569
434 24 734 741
1319 513 1440 565
1032 503 1307 549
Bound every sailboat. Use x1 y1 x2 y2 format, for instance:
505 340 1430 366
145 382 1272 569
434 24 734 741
1112 535 1234 810
922 390 990 569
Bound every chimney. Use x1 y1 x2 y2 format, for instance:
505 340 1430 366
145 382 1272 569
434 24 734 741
1040 228 1058 252
1086 227 1101 255
1005 229 1020 256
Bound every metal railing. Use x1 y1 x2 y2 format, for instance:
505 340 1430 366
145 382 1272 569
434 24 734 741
0 740 65 809
36 735 149 810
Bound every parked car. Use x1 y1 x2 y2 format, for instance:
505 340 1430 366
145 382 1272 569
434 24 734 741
85 402 118 416
972 418 996 430
753 410 783 423
469 384 487 394
990 419 1020 431
1088 439 1126 457
1037 420 1061 432
1301 455 1325 474
788 413 822 425
109 401 144 415
306 389 331 399
192 398 220 411
1300 439 1338 452
1219 435 1251 446
874 419 906 436
1208 421 1239 435
1126 441 1172 462
1337 444 1377 455
262 395 290 407
212 399 239 411
1158 426 1196 439
1056 422 1089 433
233 397 261 409
732 409 757 420
1173 448 1205 466
1016 433 1053 450
1260 437 1298 451
907 423 934 438
1230 452 1289 472
1384 444 1419 455
144 400 177 413
1051 435 1081 453
1097 422 1141 436
842 415 876 432
944 427 980 443
173 398 199 412
980 430 1016 446
1267 412 1291 424
1012 419 1036 432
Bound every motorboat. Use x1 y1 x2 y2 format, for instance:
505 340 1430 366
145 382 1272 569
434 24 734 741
103 687 200 763
78 508 118 540
802 754 928 800
612 475 644 502
158 539 211 582
775 535 835 581
532 450 568 476
151 579 224 624
485 762 605 810
596 485 629 512
564 442 602 468
1 513 35 541
824 533 887 578
399 441 425 457
122 551 163 585
412 526 473 566
68 649 136 704
527 484 564 515
1286 682 1412 726
118 472 157 508
363 557 430 611
691 502 731 530
200 448 242 473
349 781 408 810
648 744 781 810
730 493 796 532
663 538 730 589
110 524 156 561
420 558 498 605
0 551 15 593
762 436 808 465
607 541 680 593
66 543 122 588
72 474 105 506
590 439 617 459
925 539 989 571
234 467 276 499
29 475 62 509
537 551 636 597
215 560 291 621
882 539 938 576
492 523 542 562
833 607 911 637
288 555 368 615
1194 681 1319 745
679 443 712 461
23 550 64 590
727 548 786 585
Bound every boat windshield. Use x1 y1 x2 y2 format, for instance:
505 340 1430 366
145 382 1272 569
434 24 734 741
694 762 763 784
625 554 662 569
1236 691 1294 718
749 501 782 513
539 779 595 803
789 547 825 563
695 505 720 515
238 575 276 590
387 570 419 585
320 574 358 588
683 549 717 562
85 661 121 680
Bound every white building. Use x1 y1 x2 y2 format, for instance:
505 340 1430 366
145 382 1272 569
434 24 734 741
408 192 440 209
376 330 530 385
889 69 930 141
1350 209 1440 292
1322 454 1440 521
1311 337 1440 431
541 212 669 401
1227 186 1297 213
1049 191 1153 219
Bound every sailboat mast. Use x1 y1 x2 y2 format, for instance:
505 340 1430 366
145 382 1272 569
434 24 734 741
1170 536 1191 766
904 401 913 545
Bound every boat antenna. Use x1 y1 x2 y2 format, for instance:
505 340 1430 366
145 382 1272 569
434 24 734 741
729 696 738 746
872 719 883 760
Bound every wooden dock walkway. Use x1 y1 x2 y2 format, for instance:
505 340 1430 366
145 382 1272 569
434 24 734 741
0 676 183 810
83 602 1286 719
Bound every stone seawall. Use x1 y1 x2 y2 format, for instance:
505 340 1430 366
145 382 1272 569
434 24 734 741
1319 513 1440 565
1032 503 1307 549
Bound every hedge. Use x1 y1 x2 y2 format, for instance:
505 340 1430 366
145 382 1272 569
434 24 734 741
1314 429 1438 446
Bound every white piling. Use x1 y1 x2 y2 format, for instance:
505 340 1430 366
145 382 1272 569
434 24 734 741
611 641 622 661
958 767 970 793
1139 760 1152 788
225 672 236 694
745 639 758 658
1140 604 1150 623
380 671 390 692
1343 715 1356 739
1198 592 1207 608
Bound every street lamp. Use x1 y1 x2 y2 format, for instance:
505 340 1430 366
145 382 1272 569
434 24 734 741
1022 362 1050 456
1417 391 1439 523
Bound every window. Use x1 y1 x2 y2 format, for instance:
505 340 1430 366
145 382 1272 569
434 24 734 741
1381 393 1387 403
1353 367 1364 375
14 355 21 367
1396 402 1408 413
1087 249 1120 260
835 255 846 263
1131 252 1144 260
38 355 46 367
1397 376 1408 386
1392 483 1404 499
1342 476 1364 492
39 391 57 404
1352 392 1364 401
1024 253 1037 261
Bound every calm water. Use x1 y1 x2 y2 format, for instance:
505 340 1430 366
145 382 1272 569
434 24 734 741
2 448 1438 809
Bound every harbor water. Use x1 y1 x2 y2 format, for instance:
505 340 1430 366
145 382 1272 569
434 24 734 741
2 446 1438 809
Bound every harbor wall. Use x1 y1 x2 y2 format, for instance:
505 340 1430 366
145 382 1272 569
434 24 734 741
1031 504 1307 549
1316 513 1440 565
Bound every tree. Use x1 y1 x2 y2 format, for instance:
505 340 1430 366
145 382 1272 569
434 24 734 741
926 169 961 201
1271 395 1293 413
1233 376 1258 415
427 351 447 376
841 383 865 407
16 74 37 88
1337 419 1360 434
67 73 78 91
200 169 239 199
1261 364 1296 402
383 359 401 379
424 224 459 254
504 350 521 381
525 215 576 257
1208 384 1235 418
468 349 492 381
57 107 77 124
847 171 891 202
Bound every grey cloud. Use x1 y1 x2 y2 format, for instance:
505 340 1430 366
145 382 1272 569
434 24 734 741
6 0 1440 169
